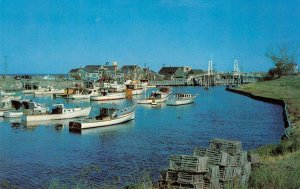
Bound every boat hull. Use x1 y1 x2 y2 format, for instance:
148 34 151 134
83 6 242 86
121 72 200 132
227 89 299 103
137 97 168 104
34 89 64 95
90 93 125 101
3 111 24 118
69 110 135 130
69 94 91 100
166 97 195 106
21 107 91 122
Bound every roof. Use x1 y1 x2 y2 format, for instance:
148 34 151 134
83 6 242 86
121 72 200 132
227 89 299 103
85 65 101 70
189 69 205 75
69 68 80 73
158 67 180 76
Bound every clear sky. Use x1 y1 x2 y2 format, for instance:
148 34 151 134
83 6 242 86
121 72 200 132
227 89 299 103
1 0 300 74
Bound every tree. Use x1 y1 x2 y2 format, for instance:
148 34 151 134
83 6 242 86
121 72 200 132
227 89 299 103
265 43 298 79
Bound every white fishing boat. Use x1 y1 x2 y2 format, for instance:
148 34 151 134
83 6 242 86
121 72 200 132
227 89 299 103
3 111 24 118
3 99 33 118
166 93 197 106
137 87 172 104
90 88 125 101
33 86 64 95
0 98 12 117
68 88 99 100
125 83 144 95
69 105 135 130
21 103 91 122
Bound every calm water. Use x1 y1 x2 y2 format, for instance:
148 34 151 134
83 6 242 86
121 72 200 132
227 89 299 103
0 86 284 188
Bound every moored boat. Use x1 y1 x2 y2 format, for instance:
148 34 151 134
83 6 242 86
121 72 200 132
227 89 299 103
90 88 125 101
2 99 32 118
69 105 135 130
166 93 197 106
68 88 99 100
33 86 64 95
136 87 172 104
21 103 91 122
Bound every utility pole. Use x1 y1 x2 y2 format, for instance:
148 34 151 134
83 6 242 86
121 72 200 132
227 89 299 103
4 56 7 75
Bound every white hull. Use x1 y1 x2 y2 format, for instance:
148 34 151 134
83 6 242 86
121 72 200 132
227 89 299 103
3 111 24 118
166 97 195 106
34 89 64 95
22 89 46 94
137 97 168 104
132 89 144 95
69 94 91 100
69 111 135 130
21 107 91 122
90 93 125 101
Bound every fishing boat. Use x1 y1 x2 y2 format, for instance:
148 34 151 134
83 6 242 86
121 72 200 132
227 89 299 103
55 87 84 98
69 105 135 130
68 88 99 100
3 99 34 118
166 93 197 106
33 86 64 95
0 98 12 117
90 88 125 101
21 103 91 122
136 87 172 104
125 83 144 95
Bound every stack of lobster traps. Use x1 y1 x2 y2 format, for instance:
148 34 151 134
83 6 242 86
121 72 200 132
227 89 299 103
159 138 259 189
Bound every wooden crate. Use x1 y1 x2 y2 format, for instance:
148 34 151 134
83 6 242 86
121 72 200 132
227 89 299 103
238 151 248 166
228 156 238 167
166 170 178 183
241 162 251 175
240 174 249 187
181 156 209 173
209 138 242 156
177 172 204 185
194 147 207 157
219 166 233 181
170 183 204 189
206 150 229 166
170 155 182 171
204 165 219 180
204 178 219 189
232 167 242 178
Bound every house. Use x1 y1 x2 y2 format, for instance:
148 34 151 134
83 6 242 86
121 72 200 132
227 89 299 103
158 66 192 81
143 68 164 81
186 69 205 85
158 67 179 80
121 65 145 81
100 65 124 83
69 68 81 80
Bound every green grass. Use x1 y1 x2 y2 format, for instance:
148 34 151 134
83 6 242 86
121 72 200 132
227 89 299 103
237 75 300 188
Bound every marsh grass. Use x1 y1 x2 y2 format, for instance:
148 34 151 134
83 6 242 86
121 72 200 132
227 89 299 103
239 75 300 188
48 165 155 189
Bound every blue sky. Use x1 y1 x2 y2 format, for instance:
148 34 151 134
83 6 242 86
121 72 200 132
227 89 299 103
1 0 300 74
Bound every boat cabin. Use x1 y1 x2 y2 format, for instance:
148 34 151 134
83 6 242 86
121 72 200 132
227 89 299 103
95 108 118 120
23 101 47 114
51 104 65 114
149 92 162 99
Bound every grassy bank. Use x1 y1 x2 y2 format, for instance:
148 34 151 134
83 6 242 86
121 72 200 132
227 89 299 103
236 75 300 188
